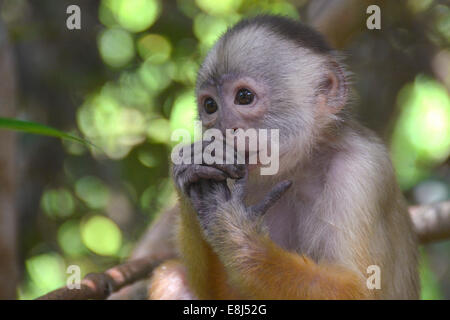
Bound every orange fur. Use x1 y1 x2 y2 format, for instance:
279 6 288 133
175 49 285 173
224 236 370 299
177 204 240 299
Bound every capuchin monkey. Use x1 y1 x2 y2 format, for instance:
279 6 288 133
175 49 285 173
145 15 419 300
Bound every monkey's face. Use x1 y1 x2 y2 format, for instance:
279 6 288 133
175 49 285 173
195 25 333 167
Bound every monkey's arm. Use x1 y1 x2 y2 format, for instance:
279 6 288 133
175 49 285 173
191 175 370 300
209 201 368 299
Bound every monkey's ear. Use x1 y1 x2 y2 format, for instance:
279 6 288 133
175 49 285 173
318 61 348 114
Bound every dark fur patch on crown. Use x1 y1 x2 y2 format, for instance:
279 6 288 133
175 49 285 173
224 15 331 54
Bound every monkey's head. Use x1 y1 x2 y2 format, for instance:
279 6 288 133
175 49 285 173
196 15 349 171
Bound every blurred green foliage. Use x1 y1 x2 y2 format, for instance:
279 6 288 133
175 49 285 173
419 248 443 299
391 76 450 190
2 0 446 299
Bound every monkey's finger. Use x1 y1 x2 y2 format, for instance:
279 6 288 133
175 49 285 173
189 166 228 183
196 139 246 178
232 167 249 202
249 180 293 218
183 166 228 184
175 165 228 194
208 163 246 179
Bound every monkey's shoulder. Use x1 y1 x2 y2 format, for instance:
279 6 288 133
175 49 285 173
326 123 400 204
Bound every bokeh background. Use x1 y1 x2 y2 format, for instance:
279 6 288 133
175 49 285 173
0 0 448 299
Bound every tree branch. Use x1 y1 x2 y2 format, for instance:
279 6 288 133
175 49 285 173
36 256 164 300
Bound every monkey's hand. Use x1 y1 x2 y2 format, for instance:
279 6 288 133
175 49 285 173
189 168 292 242
172 140 246 217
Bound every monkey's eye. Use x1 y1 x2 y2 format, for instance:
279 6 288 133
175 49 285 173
203 97 218 114
235 88 254 105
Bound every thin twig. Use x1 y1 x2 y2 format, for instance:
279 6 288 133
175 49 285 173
36 256 163 300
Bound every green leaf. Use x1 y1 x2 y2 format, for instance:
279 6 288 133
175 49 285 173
0 117 97 149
